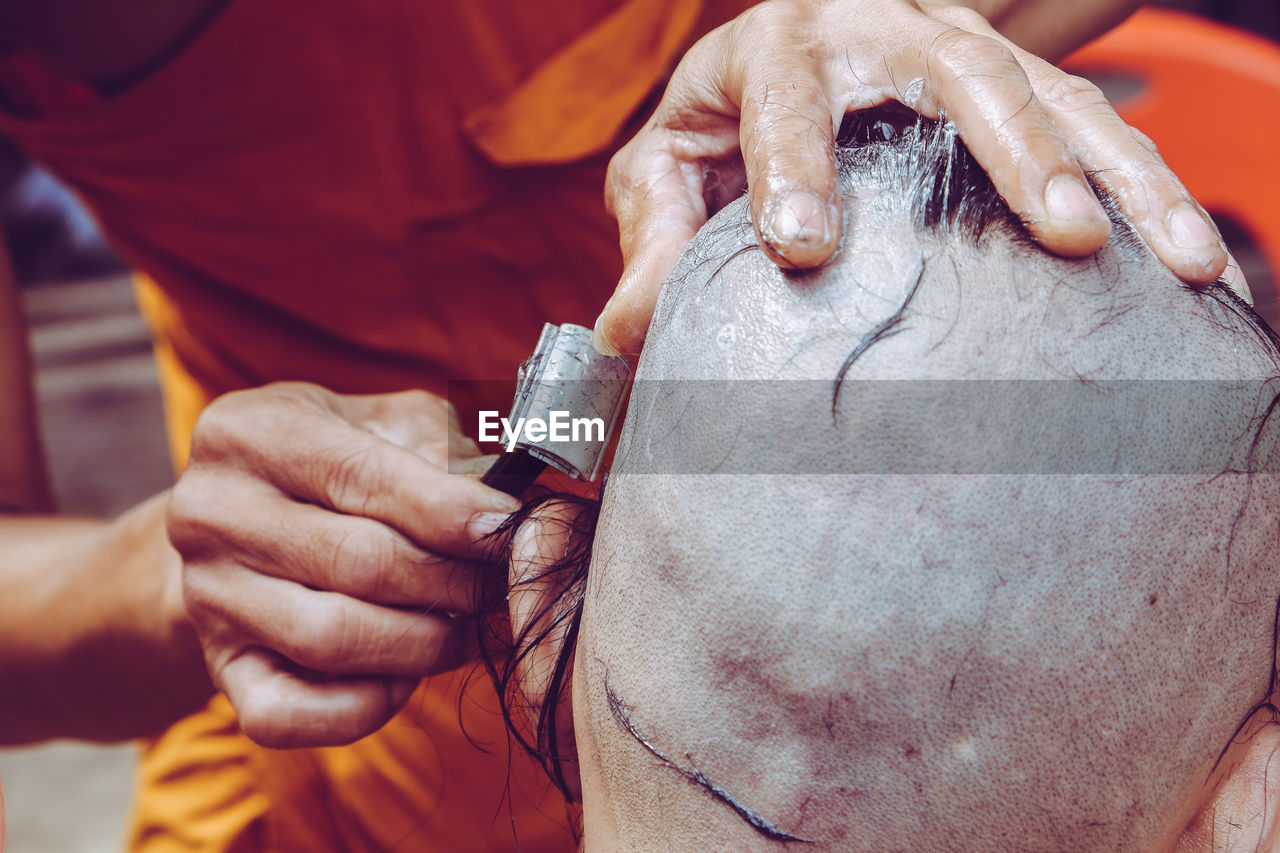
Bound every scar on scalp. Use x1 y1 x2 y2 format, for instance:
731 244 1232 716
604 680 814 845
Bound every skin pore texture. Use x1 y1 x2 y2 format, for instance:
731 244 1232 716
568 113 1280 852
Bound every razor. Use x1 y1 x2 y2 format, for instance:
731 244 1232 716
480 323 631 496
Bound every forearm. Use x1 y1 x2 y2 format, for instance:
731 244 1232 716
0 491 213 744
952 0 1145 60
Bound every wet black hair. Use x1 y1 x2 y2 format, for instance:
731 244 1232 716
471 490 600 803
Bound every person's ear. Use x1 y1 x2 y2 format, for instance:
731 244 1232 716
1175 717 1280 852
508 499 593 800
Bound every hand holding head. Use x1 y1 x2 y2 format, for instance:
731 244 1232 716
596 0 1240 357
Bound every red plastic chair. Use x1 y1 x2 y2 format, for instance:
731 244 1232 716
1062 7 1280 314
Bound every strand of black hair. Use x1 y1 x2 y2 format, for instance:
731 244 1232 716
466 489 600 808
832 259 926 419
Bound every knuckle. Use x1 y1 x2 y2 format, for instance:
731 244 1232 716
165 480 201 545
731 5 828 83
285 597 349 673
320 445 381 512
438 395 458 423
189 397 246 462
180 561 220 614
191 383 329 472
605 145 647 220
1040 74 1109 115
603 161 624 215
741 83 831 166
261 380 325 408
756 76 826 118
166 475 225 557
927 5 988 32
394 388 437 415
332 527 396 600
375 389 448 439
734 1 789 38
182 570 251 644
234 690 287 747
604 158 627 216
928 28 1018 82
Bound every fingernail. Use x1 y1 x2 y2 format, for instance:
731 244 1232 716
765 192 833 261
468 511 513 538
1168 204 1218 250
1044 175 1103 223
592 313 621 357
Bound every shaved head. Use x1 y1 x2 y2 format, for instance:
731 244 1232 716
567 112 1280 852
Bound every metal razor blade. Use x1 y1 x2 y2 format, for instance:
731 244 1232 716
481 323 631 496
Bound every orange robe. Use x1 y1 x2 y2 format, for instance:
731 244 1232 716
0 0 750 848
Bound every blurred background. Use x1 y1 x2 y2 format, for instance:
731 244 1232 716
0 1 1276 851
